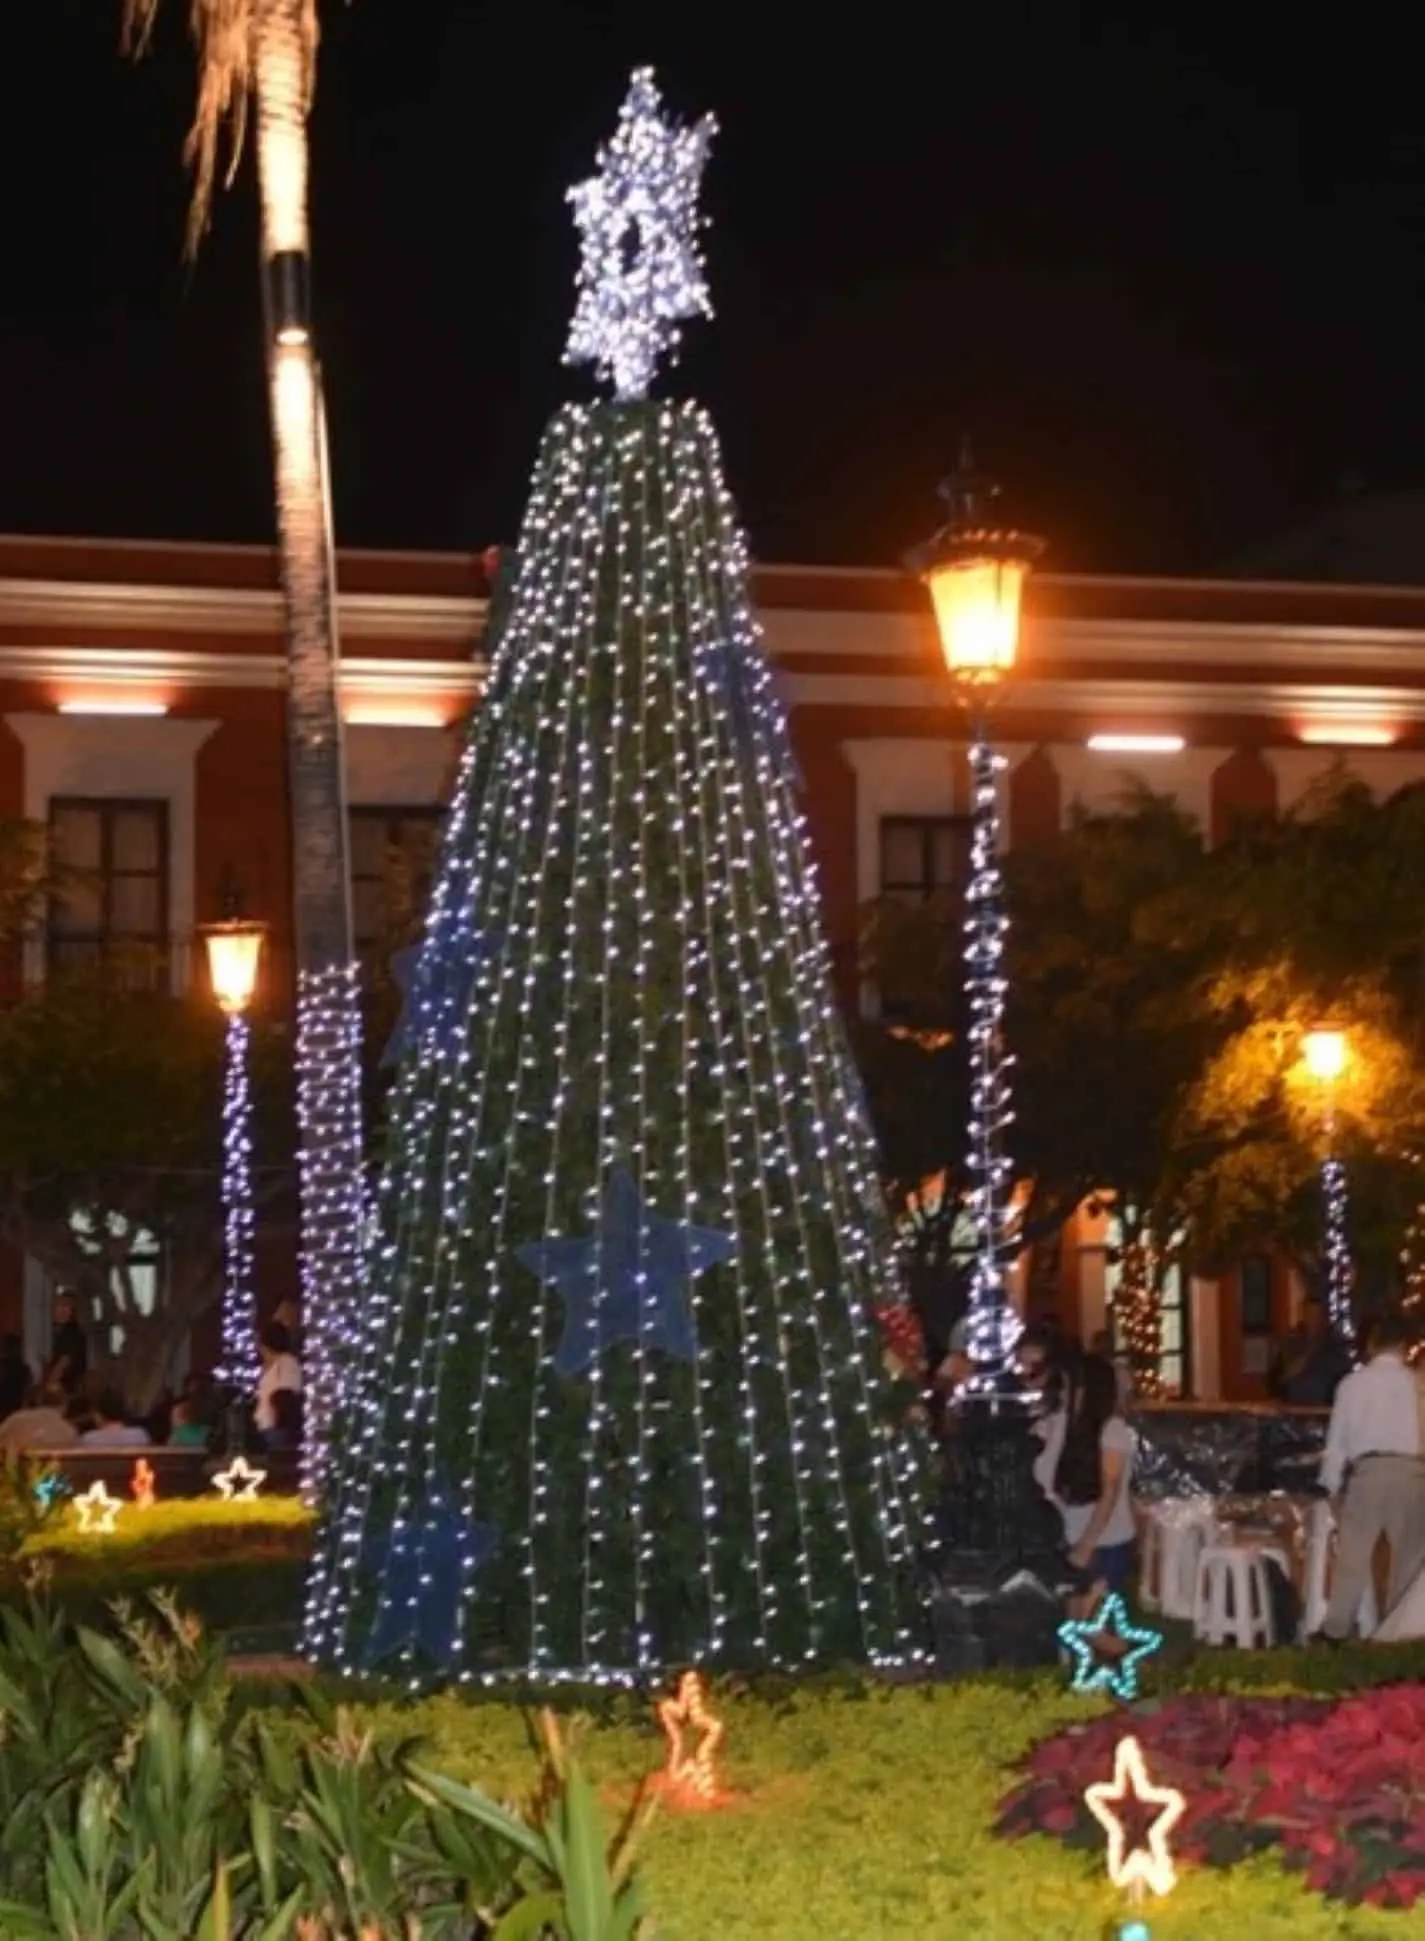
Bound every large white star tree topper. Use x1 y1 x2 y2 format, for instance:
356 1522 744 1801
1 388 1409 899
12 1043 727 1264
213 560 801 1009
564 68 716 401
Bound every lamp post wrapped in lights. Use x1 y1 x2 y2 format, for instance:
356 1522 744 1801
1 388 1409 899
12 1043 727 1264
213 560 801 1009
1303 1026 1353 1353
910 452 1063 1673
203 917 267 1397
917 453 1042 1394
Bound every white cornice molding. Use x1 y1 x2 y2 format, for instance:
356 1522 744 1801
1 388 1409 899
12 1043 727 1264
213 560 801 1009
0 643 485 701
782 671 1425 723
0 576 487 645
766 608 1425 674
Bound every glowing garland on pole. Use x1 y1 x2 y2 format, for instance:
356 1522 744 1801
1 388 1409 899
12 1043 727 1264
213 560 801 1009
1113 1234 1163 1400
1321 1134 1353 1352
216 1011 261 1395
295 962 368 1500
959 722 1023 1390
301 69 924 1683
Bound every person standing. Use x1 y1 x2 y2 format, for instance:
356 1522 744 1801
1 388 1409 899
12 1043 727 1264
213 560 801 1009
1317 1311 1425 1639
1034 1353 1138 1616
254 1321 303 1439
42 1294 88 1398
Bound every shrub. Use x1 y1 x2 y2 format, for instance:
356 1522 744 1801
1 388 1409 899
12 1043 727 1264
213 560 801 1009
998 1684 1425 1911
0 1589 652 1938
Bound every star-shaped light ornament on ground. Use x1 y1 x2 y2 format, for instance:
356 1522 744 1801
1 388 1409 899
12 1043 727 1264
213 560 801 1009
651 1670 731 1810
564 67 716 400
1084 1734 1186 1900
74 1481 120 1535
1057 1592 1163 1702
212 1455 266 1502
516 1167 736 1377
361 1502 499 1673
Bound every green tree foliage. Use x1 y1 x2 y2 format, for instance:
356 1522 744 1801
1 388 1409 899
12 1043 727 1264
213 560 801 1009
0 981 289 1409
859 771 1425 1307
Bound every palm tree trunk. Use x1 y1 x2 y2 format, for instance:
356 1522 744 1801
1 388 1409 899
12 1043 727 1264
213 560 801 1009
254 0 365 1498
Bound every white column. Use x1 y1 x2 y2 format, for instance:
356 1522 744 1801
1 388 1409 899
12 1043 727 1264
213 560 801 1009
1189 1276 1222 1400
1048 745 1229 835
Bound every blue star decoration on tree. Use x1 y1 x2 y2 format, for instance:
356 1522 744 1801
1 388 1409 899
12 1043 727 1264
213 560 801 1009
382 930 501 1068
516 1166 736 1377
1057 1592 1163 1703
361 1497 499 1671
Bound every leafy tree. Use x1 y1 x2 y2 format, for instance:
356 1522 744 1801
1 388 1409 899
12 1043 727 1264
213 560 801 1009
0 980 290 1411
1174 773 1425 1296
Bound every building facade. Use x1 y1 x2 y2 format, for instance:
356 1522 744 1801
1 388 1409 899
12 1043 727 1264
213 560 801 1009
5 532 1425 1398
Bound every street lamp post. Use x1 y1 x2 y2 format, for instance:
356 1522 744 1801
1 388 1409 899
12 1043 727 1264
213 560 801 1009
1303 1026 1353 1353
203 917 268 1398
912 454 1063 1672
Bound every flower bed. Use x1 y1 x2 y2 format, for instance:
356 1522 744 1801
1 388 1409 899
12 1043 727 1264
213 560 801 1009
998 1685 1425 1910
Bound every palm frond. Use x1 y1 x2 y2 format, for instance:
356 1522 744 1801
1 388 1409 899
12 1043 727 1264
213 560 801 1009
121 0 320 256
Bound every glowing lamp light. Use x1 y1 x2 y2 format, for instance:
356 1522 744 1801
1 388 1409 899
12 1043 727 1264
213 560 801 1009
202 920 267 1017
1303 1027 1348 1085
74 1482 121 1535
213 1455 266 1502
651 1671 729 1810
924 550 1032 684
914 452 1042 691
131 1459 156 1510
1084 1734 1186 1900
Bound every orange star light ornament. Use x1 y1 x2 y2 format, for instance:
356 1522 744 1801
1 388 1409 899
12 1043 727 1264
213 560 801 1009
131 1458 156 1509
1084 1734 1185 1899
651 1671 729 1810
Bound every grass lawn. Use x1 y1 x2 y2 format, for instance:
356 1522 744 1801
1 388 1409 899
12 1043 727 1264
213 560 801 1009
9 1503 1425 1935
352 1645 1425 1940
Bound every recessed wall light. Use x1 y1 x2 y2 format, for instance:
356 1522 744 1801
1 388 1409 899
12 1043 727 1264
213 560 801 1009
1297 725 1397 747
1086 734 1186 754
343 707 451 729
57 701 170 717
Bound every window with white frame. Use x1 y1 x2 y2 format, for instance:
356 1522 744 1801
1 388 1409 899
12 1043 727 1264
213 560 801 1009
349 806 442 980
48 798 169 988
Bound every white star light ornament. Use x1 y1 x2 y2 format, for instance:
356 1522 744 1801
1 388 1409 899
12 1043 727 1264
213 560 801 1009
74 1482 121 1535
564 68 716 401
212 1455 266 1502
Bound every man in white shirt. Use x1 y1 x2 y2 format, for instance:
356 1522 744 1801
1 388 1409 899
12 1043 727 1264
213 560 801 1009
254 1321 303 1438
1318 1311 1425 1639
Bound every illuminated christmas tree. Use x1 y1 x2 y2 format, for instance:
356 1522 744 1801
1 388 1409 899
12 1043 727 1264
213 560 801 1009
304 71 923 1681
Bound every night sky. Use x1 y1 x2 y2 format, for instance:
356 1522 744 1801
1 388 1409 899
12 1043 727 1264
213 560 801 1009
4 3 1424 575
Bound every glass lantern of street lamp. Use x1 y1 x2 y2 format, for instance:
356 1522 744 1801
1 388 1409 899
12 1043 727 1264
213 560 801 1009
916 451 1045 690
203 919 267 1017
1303 1027 1348 1086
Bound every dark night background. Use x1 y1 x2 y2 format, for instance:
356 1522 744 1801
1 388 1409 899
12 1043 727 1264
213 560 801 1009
3 2 1423 574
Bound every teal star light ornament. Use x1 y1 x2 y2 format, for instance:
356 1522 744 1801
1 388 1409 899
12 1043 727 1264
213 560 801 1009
1057 1593 1163 1702
564 67 715 400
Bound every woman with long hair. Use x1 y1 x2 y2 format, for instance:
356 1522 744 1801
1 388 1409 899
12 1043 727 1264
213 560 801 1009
1034 1352 1138 1617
